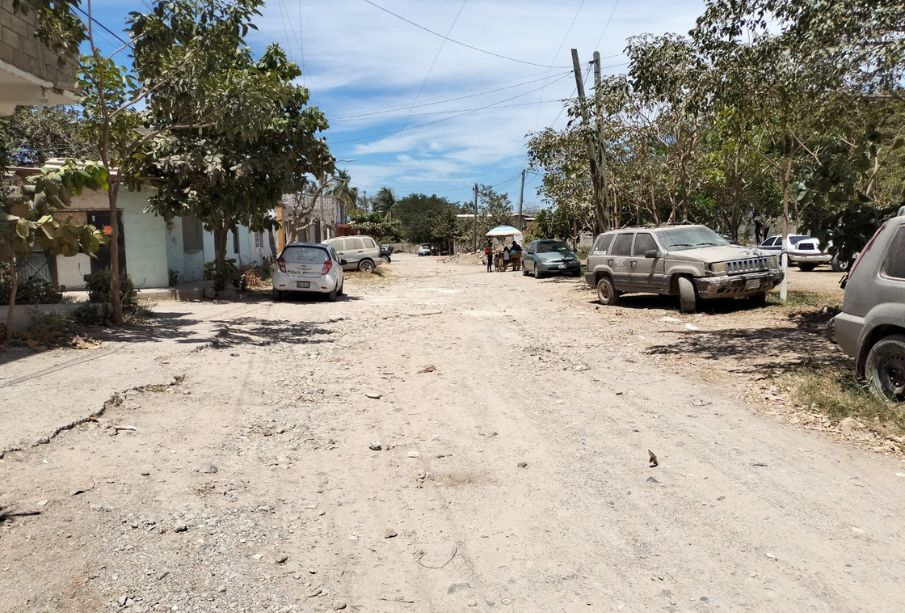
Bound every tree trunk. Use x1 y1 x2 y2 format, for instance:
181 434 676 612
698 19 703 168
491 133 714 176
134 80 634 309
213 224 229 291
108 181 123 325
4 259 17 342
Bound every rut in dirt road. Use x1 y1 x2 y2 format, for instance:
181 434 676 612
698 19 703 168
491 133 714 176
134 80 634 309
1 254 903 613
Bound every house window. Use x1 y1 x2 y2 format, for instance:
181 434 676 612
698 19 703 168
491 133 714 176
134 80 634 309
233 229 240 254
182 216 203 253
254 232 263 249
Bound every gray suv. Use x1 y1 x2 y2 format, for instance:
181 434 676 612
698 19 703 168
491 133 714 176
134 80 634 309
833 213 905 401
585 224 784 313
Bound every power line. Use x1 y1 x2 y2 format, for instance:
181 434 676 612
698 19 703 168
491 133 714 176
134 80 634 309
390 0 469 150
361 0 573 69
74 6 133 49
334 71 572 120
330 73 571 145
594 0 622 51
339 98 564 122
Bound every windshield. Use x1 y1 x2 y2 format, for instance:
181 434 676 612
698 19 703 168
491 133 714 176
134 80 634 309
282 246 327 263
657 227 729 251
537 241 570 254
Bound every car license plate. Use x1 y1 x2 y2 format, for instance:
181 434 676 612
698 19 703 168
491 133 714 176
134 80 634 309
558 264 566 269
296 281 310 289
745 279 760 290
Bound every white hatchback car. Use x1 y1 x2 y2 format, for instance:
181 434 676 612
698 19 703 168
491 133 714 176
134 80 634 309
273 243 344 301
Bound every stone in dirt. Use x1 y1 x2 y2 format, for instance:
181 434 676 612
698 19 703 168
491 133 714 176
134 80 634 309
517 461 528 468
365 392 382 400
837 417 861 435
174 524 188 533
333 601 347 610
369 441 383 451
273 553 289 564
199 463 219 474
407 450 420 458
384 528 398 539
646 476 659 484
418 365 437 373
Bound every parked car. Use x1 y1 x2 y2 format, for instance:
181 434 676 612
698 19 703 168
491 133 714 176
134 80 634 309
585 225 783 313
417 245 431 256
380 244 394 263
832 213 905 401
273 243 344 301
758 235 832 271
522 240 581 279
322 235 381 272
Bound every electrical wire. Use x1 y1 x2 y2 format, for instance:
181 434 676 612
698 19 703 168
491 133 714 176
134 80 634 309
330 73 571 144
339 98 564 122
594 0 622 52
74 6 133 49
361 0 573 69
333 71 572 120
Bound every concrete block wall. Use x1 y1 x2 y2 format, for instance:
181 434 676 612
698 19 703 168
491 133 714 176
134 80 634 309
0 0 77 91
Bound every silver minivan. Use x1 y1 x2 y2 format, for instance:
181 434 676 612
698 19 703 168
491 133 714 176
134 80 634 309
833 213 905 401
322 235 381 273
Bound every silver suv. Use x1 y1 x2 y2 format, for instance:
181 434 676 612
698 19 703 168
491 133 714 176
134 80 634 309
585 224 784 313
833 213 905 401
322 235 381 273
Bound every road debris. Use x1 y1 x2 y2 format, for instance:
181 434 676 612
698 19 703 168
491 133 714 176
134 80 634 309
648 449 659 467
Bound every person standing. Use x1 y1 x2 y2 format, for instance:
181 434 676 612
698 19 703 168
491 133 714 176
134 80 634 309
509 240 522 271
483 241 493 272
501 244 511 272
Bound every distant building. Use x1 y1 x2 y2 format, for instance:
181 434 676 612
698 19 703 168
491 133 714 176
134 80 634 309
0 1 79 114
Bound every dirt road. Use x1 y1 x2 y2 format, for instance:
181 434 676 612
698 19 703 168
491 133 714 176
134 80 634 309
2 254 904 612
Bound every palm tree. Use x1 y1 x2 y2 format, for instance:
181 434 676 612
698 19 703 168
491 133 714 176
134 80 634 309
327 169 358 223
372 186 396 219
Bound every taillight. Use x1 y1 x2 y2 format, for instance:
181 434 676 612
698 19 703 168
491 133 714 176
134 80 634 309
322 259 333 275
277 257 286 273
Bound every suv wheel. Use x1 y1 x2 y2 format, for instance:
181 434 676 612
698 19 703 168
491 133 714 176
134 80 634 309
831 253 850 273
677 277 697 313
596 276 618 306
358 259 375 273
798 263 817 272
865 335 905 402
748 292 768 308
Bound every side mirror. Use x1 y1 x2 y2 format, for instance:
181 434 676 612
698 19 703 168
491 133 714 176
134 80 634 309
340 259 347 265
644 249 661 259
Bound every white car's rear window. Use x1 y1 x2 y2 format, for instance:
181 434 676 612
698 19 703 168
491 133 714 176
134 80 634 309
283 247 326 263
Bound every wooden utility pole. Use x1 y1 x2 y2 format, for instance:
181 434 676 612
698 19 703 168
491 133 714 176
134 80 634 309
518 169 526 230
571 48 609 233
473 183 479 252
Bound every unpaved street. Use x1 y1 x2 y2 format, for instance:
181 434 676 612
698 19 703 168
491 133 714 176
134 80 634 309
2 254 904 612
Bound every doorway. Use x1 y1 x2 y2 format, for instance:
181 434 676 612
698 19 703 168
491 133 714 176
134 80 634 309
87 210 126 274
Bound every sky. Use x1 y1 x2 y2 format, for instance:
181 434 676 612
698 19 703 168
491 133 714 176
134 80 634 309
88 0 706 209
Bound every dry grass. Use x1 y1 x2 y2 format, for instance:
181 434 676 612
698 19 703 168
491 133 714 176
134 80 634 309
767 290 841 308
790 366 905 435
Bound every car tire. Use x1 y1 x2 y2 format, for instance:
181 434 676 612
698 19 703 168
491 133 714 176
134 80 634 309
337 281 344 296
831 253 851 273
535 266 546 279
327 288 338 302
865 335 905 402
798 263 817 272
570 270 582 278
358 259 375 273
522 266 529 276
748 292 768 307
273 290 283 301
596 276 618 306
677 276 697 313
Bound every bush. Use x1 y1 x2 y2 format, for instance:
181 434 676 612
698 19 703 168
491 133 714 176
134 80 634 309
0 276 63 305
83 270 140 313
203 258 241 287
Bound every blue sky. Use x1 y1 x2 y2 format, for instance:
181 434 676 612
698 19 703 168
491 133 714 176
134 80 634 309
88 0 705 209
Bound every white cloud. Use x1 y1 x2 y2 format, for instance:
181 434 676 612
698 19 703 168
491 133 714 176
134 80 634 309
249 0 706 202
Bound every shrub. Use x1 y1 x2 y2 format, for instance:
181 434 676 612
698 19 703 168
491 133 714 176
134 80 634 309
83 270 140 313
0 276 63 305
203 258 241 287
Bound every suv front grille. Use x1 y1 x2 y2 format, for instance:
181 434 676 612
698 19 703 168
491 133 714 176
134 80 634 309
727 257 769 274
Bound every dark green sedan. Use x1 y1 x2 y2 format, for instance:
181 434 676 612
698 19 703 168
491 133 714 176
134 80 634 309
522 240 582 279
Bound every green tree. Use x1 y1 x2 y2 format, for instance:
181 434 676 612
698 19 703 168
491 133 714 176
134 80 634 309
394 193 460 246
128 0 333 290
0 106 93 165
372 186 397 219
479 185 512 227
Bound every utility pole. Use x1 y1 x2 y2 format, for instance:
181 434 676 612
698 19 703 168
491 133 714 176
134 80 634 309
592 50 611 230
473 183 479 252
571 48 609 233
518 169 526 231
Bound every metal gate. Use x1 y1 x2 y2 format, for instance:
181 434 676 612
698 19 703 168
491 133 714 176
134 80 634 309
17 251 54 284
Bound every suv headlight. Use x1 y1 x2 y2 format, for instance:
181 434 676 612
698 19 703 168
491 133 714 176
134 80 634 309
709 262 727 274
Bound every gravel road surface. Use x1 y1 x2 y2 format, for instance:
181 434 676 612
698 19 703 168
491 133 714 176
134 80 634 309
1 253 903 612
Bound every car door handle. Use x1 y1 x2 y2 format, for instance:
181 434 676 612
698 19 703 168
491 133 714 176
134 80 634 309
630 260 637 267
